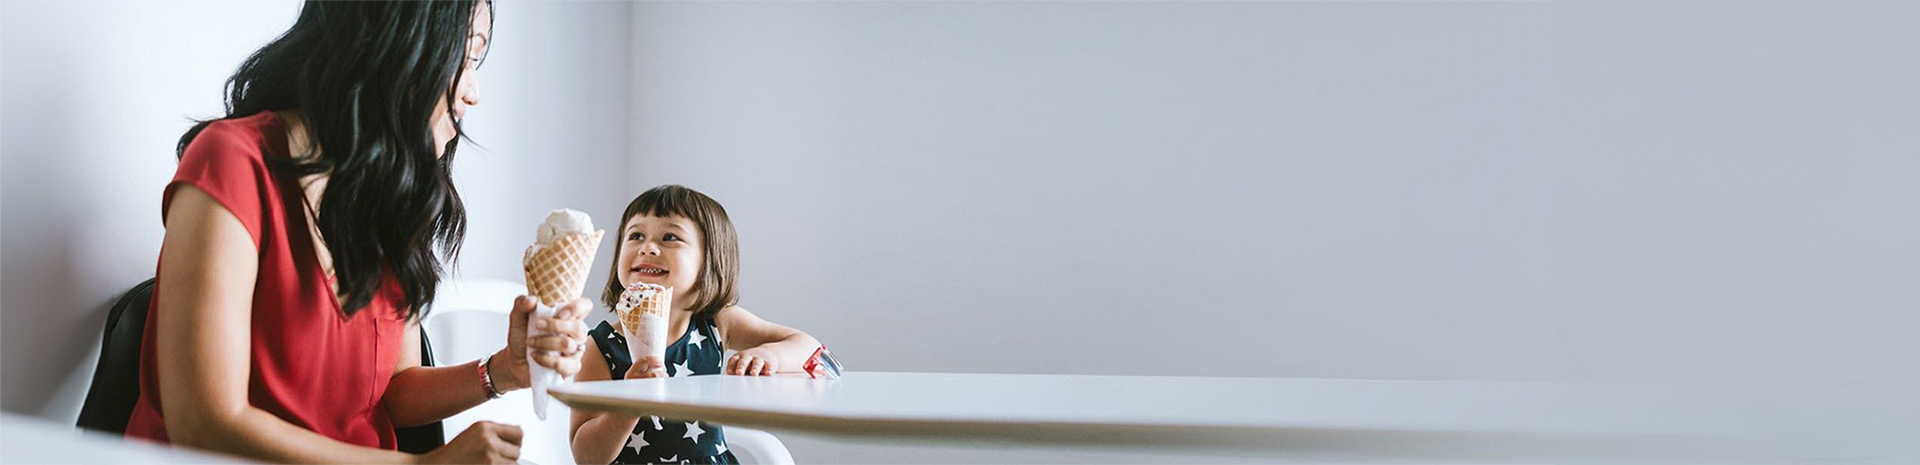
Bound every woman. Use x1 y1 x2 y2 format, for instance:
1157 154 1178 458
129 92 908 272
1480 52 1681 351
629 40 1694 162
123 2 591 463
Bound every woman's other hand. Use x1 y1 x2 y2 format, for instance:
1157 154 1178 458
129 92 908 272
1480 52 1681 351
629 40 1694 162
417 421 520 464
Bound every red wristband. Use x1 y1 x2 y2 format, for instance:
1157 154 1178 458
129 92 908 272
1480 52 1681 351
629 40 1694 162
802 345 843 380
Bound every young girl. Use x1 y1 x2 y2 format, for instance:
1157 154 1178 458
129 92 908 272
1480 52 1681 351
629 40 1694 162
570 185 822 465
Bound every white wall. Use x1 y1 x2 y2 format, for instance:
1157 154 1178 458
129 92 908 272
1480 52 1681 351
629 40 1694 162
0 0 632 421
2 0 299 418
625 1 1920 462
449 0 632 310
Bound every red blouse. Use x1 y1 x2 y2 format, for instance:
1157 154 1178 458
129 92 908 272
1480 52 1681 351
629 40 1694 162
124 111 408 450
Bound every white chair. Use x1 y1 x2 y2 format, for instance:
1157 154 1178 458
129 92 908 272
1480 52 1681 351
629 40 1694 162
426 279 574 465
426 279 793 465
723 428 794 465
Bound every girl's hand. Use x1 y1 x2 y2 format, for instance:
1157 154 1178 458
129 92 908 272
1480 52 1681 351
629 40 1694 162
726 347 781 376
625 356 668 379
498 295 592 390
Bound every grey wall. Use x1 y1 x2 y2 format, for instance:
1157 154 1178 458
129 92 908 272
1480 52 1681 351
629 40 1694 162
0 0 632 418
4 0 1917 463
625 1 1919 462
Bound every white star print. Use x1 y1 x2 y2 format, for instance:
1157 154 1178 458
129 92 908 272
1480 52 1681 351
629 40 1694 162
628 431 649 451
661 455 677 462
687 329 706 348
650 415 664 430
672 361 690 377
716 442 728 454
683 421 705 441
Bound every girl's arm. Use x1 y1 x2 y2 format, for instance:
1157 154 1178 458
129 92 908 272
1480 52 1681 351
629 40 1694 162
713 306 821 376
569 342 646 464
383 297 590 427
155 187 419 463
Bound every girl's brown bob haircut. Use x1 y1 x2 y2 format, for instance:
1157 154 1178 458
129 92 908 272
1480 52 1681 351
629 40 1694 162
600 184 739 316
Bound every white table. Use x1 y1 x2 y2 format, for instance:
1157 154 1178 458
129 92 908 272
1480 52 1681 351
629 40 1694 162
0 413 249 463
550 372 1920 463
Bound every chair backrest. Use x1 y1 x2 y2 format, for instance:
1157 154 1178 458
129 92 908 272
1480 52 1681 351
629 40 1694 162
423 279 529 362
75 279 155 434
393 331 445 453
75 279 445 454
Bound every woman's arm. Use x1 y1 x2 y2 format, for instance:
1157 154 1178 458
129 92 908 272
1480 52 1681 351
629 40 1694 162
713 306 821 376
156 186 413 463
381 324 510 427
568 342 645 464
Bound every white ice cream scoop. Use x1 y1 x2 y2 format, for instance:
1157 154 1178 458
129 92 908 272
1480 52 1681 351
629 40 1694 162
535 209 594 246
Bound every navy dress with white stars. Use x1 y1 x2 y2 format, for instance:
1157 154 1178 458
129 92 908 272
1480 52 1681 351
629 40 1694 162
588 314 738 464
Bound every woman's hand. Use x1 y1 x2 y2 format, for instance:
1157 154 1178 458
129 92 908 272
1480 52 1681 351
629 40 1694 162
495 296 592 391
726 346 783 376
625 356 668 379
416 421 520 464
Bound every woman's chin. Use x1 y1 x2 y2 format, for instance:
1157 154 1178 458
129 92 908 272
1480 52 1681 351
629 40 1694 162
431 122 456 153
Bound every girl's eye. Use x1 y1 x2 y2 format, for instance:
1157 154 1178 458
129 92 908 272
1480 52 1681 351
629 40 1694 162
663 233 681 242
626 232 643 241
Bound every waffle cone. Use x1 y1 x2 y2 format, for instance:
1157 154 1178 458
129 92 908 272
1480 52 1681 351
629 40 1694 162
522 230 604 307
619 288 672 336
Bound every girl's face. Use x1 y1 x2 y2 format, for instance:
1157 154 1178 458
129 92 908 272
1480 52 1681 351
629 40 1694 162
617 214 703 310
432 1 490 155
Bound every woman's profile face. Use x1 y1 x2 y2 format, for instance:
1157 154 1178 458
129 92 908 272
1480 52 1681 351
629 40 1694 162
433 1 491 155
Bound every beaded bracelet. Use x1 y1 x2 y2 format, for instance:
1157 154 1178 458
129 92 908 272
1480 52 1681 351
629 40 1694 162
478 354 504 399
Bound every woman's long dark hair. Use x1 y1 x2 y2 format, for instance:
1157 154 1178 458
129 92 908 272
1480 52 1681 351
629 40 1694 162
178 1 491 319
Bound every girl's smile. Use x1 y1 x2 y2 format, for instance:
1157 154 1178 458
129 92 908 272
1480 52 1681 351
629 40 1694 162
630 262 669 280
